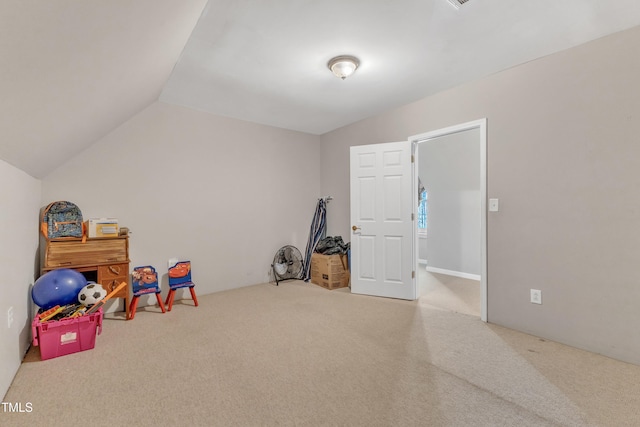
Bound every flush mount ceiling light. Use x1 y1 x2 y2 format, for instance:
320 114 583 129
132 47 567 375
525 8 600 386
328 55 360 80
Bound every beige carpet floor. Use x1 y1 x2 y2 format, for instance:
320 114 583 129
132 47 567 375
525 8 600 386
2 280 640 426
418 268 481 317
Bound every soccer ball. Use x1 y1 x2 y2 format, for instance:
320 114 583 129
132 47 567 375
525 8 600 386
78 283 107 306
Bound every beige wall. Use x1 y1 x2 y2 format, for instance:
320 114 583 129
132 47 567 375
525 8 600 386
0 159 41 399
320 25 640 365
42 102 322 308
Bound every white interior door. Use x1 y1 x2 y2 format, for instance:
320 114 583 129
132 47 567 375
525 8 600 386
350 141 416 300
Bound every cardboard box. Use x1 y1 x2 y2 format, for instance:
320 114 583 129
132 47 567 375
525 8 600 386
87 218 119 238
31 308 103 360
310 253 350 290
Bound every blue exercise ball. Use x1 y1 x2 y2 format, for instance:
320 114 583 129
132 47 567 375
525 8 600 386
32 269 87 309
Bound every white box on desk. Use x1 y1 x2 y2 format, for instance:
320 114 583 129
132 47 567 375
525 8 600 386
87 218 119 238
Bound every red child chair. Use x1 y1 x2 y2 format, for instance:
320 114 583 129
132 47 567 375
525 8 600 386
165 260 199 311
129 265 166 320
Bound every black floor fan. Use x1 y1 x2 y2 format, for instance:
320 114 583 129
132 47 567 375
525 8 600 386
271 245 303 285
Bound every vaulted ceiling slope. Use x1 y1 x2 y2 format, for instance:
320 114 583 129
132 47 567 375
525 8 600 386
3 0 640 179
0 0 209 178
160 0 640 135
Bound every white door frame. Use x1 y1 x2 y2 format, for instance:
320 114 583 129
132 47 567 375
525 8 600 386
409 119 488 322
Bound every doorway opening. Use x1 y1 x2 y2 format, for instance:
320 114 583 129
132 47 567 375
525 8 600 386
410 119 487 321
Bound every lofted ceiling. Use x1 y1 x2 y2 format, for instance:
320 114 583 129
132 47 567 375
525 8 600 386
3 0 640 178
0 0 209 179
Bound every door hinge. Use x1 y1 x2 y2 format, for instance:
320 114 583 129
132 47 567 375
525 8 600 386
411 213 415 221
411 154 415 163
412 270 415 279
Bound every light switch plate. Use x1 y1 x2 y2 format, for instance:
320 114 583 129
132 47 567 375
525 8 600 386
489 198 499 212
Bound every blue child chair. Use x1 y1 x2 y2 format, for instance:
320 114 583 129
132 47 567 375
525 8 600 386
129 265 166 320
165 261 199 311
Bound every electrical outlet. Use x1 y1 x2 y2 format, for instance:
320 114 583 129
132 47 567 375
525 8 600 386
530 289 542 304
7 306 14 328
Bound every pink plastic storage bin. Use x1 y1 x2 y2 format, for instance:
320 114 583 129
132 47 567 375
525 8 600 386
31 308 103 360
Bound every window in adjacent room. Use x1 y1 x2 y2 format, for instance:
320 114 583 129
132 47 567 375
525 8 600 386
418 188 428 233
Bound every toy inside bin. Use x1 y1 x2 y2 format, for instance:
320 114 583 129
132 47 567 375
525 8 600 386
31 308 103 360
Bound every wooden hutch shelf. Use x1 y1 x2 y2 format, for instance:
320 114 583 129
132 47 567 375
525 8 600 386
41 236 130 318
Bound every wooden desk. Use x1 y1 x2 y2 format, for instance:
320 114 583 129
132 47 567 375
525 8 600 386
41 236 130 318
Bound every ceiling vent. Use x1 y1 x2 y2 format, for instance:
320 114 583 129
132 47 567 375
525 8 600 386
447 0 470 9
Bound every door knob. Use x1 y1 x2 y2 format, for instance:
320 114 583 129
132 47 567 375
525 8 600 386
352 225 361 231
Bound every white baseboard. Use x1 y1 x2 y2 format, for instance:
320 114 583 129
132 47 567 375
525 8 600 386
425 266 481 281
